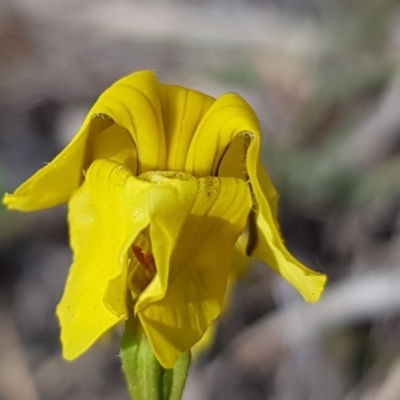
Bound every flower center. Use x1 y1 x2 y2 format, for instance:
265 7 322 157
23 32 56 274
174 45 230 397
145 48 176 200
131 245 156 276
139 170 195 183
127 228 157 299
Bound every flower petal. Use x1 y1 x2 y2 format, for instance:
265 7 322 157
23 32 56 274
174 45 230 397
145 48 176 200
93 71 166 173
3 70 167 211
248 172 327 303
135 173 252 368
247 139 327 303
57 159 150 360
230 233 252 280
185 93 326 302
190 235 251 359
68 181 95 258
3 116 102 211
185 93 255 178
159 84 215 171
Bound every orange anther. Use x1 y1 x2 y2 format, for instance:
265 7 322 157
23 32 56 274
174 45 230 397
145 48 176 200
132 245 156 275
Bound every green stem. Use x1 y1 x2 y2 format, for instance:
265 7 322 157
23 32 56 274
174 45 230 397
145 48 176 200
120 316 191 400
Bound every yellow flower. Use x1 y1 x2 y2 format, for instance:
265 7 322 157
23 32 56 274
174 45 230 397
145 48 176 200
3 71 326 368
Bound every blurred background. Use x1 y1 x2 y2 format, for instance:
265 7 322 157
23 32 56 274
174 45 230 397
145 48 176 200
1 0 400 399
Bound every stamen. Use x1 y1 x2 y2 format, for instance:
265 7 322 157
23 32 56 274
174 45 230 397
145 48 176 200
132 245 156 275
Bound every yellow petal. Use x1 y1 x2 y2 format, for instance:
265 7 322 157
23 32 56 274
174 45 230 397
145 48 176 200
134 172 252 368
93 71 166 173
247 140 326 303
190 322 216 359
159 84 215 171
191 235 251 359
3 70 165 211
230 233 252 281
67 181 95 258
186 93 326 302
90 122 138 173
57 159 150 360
185 93 255 178
3 116 104 211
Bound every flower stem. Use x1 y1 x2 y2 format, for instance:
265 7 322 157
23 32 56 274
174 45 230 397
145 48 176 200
120 316 191 400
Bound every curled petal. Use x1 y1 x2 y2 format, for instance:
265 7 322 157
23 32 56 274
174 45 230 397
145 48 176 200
159 84 215 171
246 134 326 302
62 163 252 366
3 70 165 211
185 93 326 302
93 71 166 172
4 71 218 211
230 233 252 281
68 181 95 257
3 116 104 211
135 172 252 368
190 235 251 359
3 117 137 211
57 159 150 360
185 93 255 177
